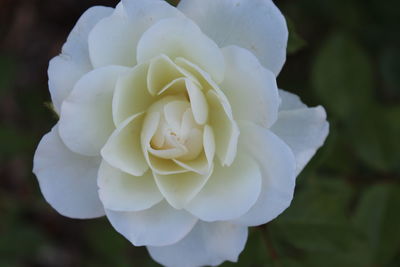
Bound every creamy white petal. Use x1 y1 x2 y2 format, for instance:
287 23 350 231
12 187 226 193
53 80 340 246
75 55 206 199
141 112 188 175
278 89 307 111
148 155 189 175
98 161 163 212
173 152 210 175
174 120 212 172
233 121 296 226
187 154 261 222
106 201 197 246
207 90 239 166
154 167 213 209
137 18 225 83
121 0 184 24
178 0 288 76
112 63 153 126
203 125 216 164
221 46 280 128
88 8 138 68
175 57 217 91
157 78 187 96
147 55 186 96
101 112 148 176
186 79 208 125
271 93 329 174
88 0 183 68
148 221 248 267
33 125 104 219
149 146 187 159
49 6 113 113
59 66 129 156
164 100 190 131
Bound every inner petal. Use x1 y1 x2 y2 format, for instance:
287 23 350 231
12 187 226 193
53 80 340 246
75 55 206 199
164 101 190 132
144 95 205 164
147 54 186 96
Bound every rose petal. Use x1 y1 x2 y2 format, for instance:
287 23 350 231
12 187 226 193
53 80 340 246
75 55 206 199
101 112 148 176
186 79 208 125
121 0 184 24
147 55 187 96
148 221 248 267
232 121 296 226
175 57 217 91
172 124 213 175
33 125 104 219
49 6 113 113
163 100 190 132
207 90 239 166
88 7 138 68
271 90 329 174
221 46 280 128
142 112 188 175
186 154 261 221
203 124 216 165
173 152 210 175
98 161 163 212
153 167 213 209
157 77 187 96
88 0 183 68
278 89 307 111
178 0 288 76
137 17 225 83
59 66 129 156
112 63 153 126
105 201 197 246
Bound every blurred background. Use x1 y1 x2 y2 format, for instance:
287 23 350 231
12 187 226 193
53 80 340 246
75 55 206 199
1 0 399 266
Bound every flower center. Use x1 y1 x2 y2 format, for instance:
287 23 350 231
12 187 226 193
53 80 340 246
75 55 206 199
148 97 203 161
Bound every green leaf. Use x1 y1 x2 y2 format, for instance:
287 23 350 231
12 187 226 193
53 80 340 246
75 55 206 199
0 126 34 160
0 55 15 97
353 184 400 264
379 45 400 99
287 18 307 54
349 105 400 172
271 178 366 263
0 222 46 261
311 33 374 120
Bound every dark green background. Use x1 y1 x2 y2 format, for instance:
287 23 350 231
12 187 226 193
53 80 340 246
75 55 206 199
1 0 399 266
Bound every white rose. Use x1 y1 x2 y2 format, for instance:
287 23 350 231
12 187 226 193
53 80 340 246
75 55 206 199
33 0 329 266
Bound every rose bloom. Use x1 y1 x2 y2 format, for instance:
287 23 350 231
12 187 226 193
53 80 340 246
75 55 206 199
33 0 329 266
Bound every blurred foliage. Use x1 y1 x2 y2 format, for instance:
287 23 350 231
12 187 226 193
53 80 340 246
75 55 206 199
0 0 399 266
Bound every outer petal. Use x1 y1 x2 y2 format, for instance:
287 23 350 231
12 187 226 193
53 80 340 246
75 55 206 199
59 66 129 156
33 125 104 219
232 121 296 226
49 6 113 113
98 161 163 212
221 46 280 128
105 201 197 246
148 221 248 267
271 90 329 174
137 18 225 83
178 0 288 76
88 0 183 68
88 6 138 68
186 154 261 222
277 89 307 110
122 0 184 23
